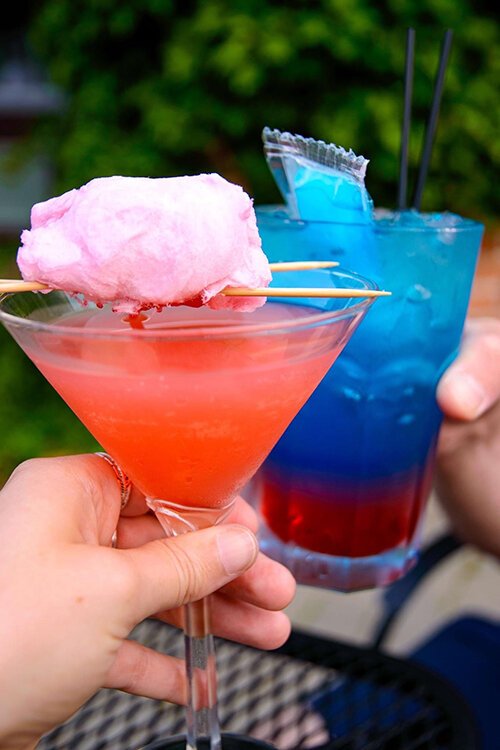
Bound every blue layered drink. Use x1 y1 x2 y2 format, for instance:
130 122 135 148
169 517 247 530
256 199 483 590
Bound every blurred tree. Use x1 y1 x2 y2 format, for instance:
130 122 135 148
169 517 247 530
0 320 96 482
27 0 499 218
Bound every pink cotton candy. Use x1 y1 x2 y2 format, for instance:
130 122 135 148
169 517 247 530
17 174 271 312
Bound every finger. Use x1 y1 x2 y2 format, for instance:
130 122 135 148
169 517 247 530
158 595 292 650
120 484 149 517
122 524 258 621
105 639 186 703
223 496 259 533
116 513 164 549
118 524 295 610
219 553 296 611
0 454 122 546
437 318 500 420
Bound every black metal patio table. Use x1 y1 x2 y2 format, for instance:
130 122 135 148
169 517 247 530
38 612 478 750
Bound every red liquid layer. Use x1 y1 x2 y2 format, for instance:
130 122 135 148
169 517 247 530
260 461 435 558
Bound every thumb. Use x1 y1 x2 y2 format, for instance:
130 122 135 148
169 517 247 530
121 524 258 622
437 325 500 421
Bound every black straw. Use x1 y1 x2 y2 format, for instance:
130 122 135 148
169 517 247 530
397 28 415 210
412 29 453 210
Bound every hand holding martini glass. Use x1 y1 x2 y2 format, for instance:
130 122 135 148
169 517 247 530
0 174 382 750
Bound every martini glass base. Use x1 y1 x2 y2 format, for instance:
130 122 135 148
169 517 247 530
257 521 420 592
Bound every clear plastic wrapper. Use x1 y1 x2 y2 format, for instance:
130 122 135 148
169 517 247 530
262 127 372 223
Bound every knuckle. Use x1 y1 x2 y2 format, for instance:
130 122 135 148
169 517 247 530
11 457 47 478
159 540 205 605
8 457 63 489
9 455 94 495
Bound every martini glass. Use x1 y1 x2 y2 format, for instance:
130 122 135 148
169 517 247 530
0 268 376 750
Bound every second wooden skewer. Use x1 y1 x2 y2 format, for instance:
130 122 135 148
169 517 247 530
269 261 339 271
222 287 390 298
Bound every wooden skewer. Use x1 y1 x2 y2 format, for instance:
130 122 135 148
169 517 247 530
0 277 390 299
222 287 390 298
269 261 339 271
0 280 48 292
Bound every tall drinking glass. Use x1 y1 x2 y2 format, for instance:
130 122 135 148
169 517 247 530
255 207 484 592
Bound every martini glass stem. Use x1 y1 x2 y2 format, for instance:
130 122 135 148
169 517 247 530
185 598 221 750
147 498 234 750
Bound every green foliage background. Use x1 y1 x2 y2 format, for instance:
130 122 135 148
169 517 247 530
0 321 97 482
28 0 499 216
0 0 498 481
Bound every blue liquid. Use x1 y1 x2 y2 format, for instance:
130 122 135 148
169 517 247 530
257 207 483 583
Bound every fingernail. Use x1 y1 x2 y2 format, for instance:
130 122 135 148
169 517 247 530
445 371 488 419
217 526 258 575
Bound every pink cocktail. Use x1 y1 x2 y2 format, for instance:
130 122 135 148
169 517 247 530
25 304 352 511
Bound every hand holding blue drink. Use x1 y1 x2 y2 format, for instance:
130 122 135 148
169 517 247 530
436 317 500 556
255 30 485 591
